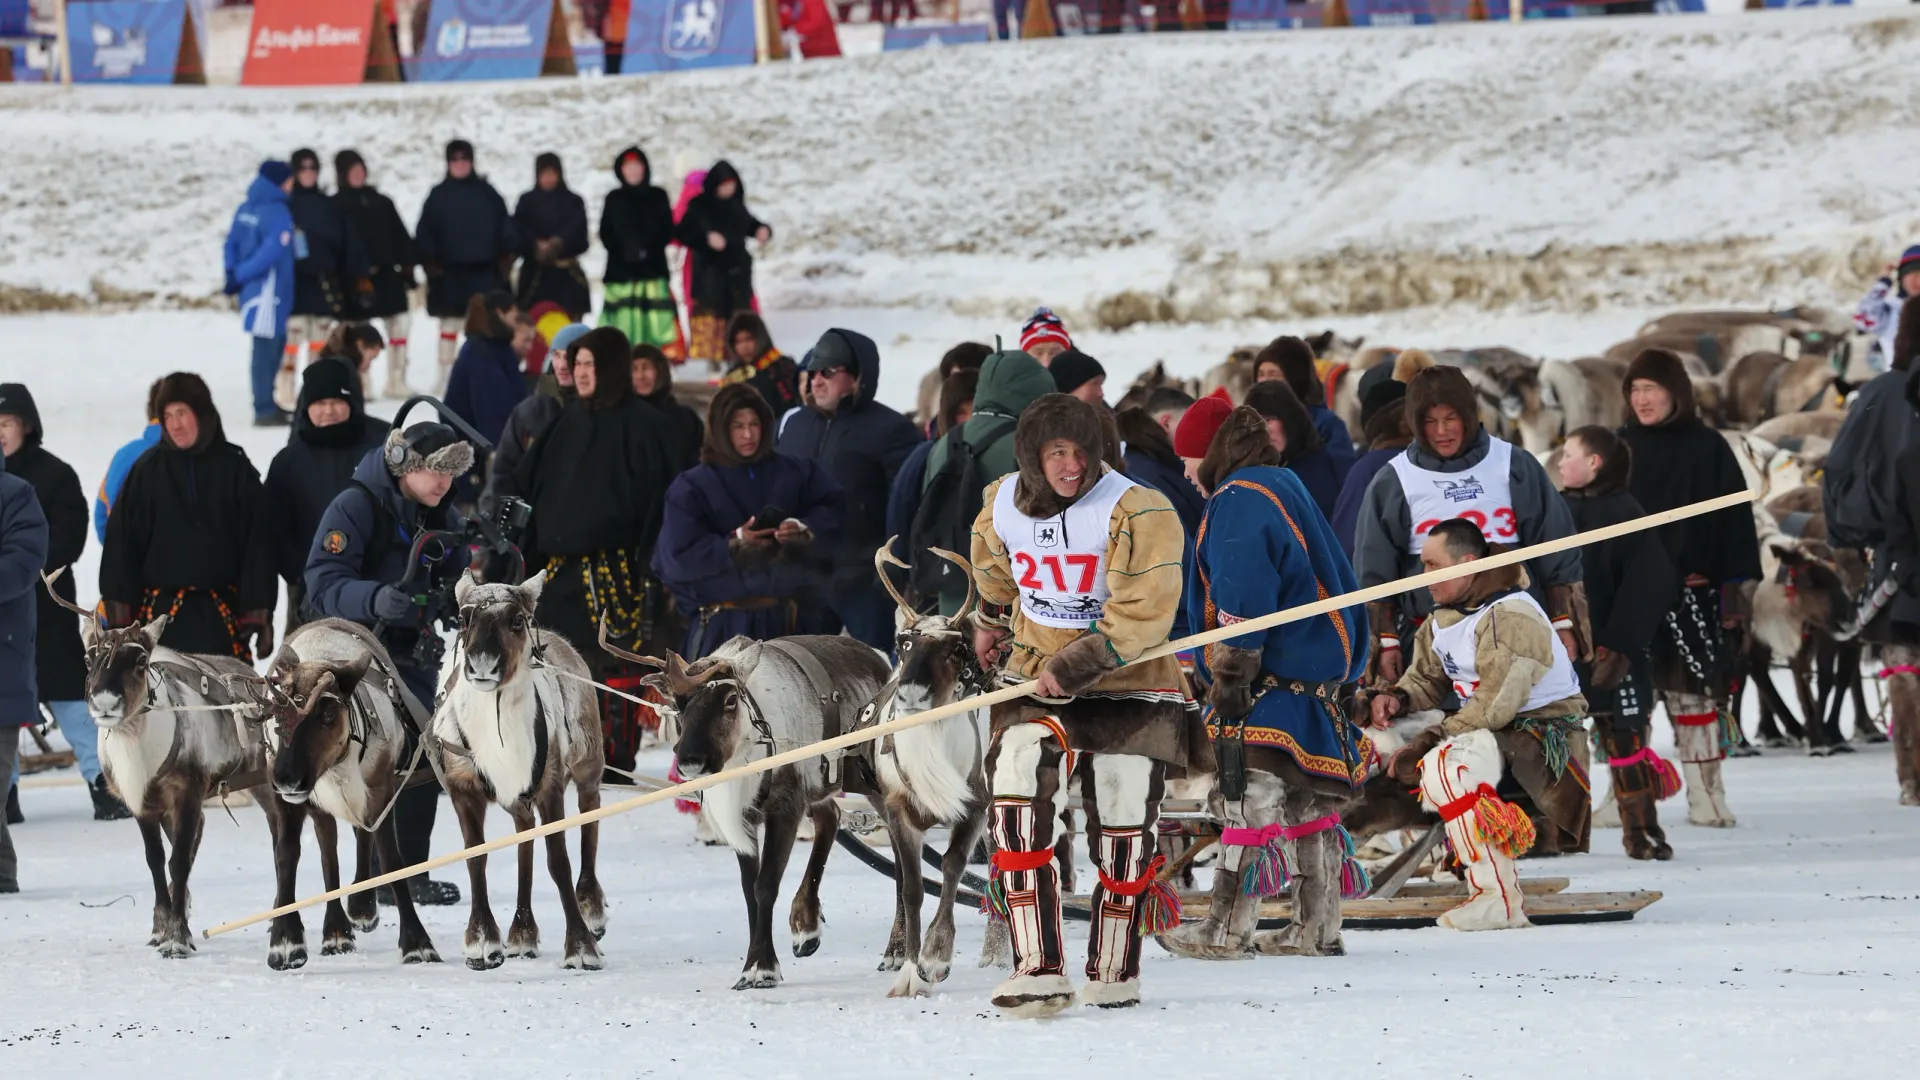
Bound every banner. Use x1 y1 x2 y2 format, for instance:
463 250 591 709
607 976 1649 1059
1345 0 1474 24
66 0 205 84
1226 0 1324 29
1481 0 1702 13
620 0 755 74
1759 0 1846 6
881 22 990 49
0 0 30 37
416 0 574 81
244 0 399 85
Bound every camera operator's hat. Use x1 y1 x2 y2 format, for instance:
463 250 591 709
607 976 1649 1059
386 422 474 478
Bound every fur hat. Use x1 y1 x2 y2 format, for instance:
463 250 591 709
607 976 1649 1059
1049 349 1105 396
385 422 473 478
1255 336 1322 405
1019 307 1072 356
703 383 775 467
153 371 223 449
1404 365 1482 458
1197 407 1282 492
1359 376 1408 431
1392 348 1435 384
1622 347 1696 427
1173 392 1235 458
1013 393 1107 519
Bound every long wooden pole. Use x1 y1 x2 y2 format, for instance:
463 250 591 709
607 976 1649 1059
53 0 72 84
204 488 1754 938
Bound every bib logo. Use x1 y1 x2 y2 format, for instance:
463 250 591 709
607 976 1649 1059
1033 522 1060 549
665 0 721 58
436 18 469 57
1436 476 1484 503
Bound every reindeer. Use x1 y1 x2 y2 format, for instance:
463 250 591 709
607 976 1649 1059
432 571 608 971
627 633 891 990
56 581 272 958
1113 361 1204 413
856 543 1008 997
261 619 438 968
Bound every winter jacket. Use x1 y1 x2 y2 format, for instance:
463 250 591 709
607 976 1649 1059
515 387 674 564
922 348 1054 504
599 148 677 283
652 453 844 658
1285 446 1345 520
1123 443 1203 541
513 181 591 319
638 386 704 476
303 448 467 671
264 363 391 586
885 439 935 565
1399 562 1586 736
677 161 768 315
720 314 802 416
335 184 417 318
1617 420 1760 586
1331 444 1403 557
445 334 528 447
777 329 923 600
0 385 86 702
94 422 161 544
288 182 367 319
1824 366 1919 551
1854 276 1903 374
482 374 569 522
223 175 296 339
415 172 516 319
0 452 48 728
1563 483 1676 660
1308 403 1358 477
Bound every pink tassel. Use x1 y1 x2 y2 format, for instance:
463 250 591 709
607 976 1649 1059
667 759 701 816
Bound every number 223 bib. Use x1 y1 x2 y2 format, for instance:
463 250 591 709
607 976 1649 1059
1386 435 1518 553
991 469 1135 628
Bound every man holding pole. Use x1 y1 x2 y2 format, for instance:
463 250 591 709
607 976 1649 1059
968 392 1200 1017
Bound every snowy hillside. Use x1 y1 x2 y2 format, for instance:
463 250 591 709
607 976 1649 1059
3 7 1919 330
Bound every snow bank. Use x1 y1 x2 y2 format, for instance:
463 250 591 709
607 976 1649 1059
3 8 1918 327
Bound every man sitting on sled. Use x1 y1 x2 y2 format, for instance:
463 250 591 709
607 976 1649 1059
1365 518 1593 931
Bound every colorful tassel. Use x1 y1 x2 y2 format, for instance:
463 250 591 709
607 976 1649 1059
1332 824 1372 900
1243 839 1293 898
1138 879 1183 935
1472 792 1537 858
1609 747 1683 801
980 879 1012 922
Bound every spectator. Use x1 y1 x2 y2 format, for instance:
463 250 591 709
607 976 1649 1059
1050 349 1107 407
654 383 844 658
513 152 591 322
720 312 802 417
1256 335 1356 476
264 357 391 633
314 321 387 401
0 446 48 871
678 162 770 366
631 343 703 473
777 329 922 647
285 148 367 386
1118 403 1202 539
416 140 516 394
598 146 681 355
444 290 526 447
914 340 992 437
0 385 127 821
1243 380 1342 517
886 366 978 581
1330 376 1414 556
94 378 164 545
1854 244 1920 374
100 373 275 660
484 322 587 522
333 149 419 399
1140 385 1192 443
222 160 297 427
1019 307 1072 367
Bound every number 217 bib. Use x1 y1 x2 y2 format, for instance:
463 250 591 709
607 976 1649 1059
992 469 1135 628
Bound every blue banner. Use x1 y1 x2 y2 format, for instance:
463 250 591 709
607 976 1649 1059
1345 0 1476 24
0 0 31 38
1760 0 1847 6
416 0 557 82
1225 0 1322 29
66 0 193 83
881 22 990 50
623 0 755 72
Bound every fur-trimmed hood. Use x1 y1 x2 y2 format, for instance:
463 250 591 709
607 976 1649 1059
1197 406 1281 492
1013 392 1107 518
1623 347 1697 427
702 382 776 467
1404 365 1481 459
153 371 225 451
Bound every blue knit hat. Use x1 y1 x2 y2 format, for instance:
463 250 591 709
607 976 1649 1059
1899 245 1920 277
549 323 592 356
258 159 292 186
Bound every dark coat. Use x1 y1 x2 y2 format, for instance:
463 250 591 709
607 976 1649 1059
599 148 677 283
513 181 591 318
1284 446 1345 520
482 375 569 522
445 333 528 447
1124 442 1204 540
1564 483 1676 658
516 381 674 563
415 172 516 319
289 182 366 318
639 387 704 476
264 363 391 586
1617 419 1759 585
652 453 844 658
1308 402 1358 473
335 184 416 318
0 452 48 727
884 438 935 563
677 161 768 315
1331 444 1401 557
775 329 923 601
0 385 89 701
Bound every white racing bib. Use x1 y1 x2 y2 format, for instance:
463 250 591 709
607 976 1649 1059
1387 436 1519 554
1428 590 1583 711
992 468 1135 628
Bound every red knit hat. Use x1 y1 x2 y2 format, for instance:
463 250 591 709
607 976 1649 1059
1173 392 1235 458
1019 307 1072 355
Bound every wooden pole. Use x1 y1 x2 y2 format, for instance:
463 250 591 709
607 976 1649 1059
203 488 1754 939
53 0 72 84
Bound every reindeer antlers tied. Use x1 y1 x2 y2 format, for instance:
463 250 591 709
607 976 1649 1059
41 568 97 621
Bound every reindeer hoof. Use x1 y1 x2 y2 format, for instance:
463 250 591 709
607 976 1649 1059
877 953 905 972
401 944 442 965
563 941 604 971
792 930 821 958
321 934 355 957
888 963 934 998
267 940 308 971
158 938 196 960
464 938 505 970
733 965 781 990
920 958 952 984
350 913 380 934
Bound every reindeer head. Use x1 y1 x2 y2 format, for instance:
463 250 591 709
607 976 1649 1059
1770 539 1853 635
264 646 374 804
82 614 170 729
874 541 985 721
644 652 742 779
454 570 547 693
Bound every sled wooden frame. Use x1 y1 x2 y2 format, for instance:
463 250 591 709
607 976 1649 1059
204 488 1753 939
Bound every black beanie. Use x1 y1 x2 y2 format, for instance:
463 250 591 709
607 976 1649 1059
1359 378 1407 430
297 356 360 413
1050 349 1106 395
446 139 474 163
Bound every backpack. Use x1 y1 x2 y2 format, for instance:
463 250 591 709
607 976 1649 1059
908 417 1018 599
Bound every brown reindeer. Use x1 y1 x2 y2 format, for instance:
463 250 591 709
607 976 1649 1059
434 571 608 971
1113 361 1204 413
1720 351 1846 428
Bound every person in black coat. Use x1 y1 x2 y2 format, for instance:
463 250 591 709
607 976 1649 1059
0 448 47 861
598 146 681 354
483 322 586 523
631 343 702 474
286 149 368 370
678 161 770 365
0 385 129 821
416 140 517 392
512 152 591 322
334 149 419 399
100 373 276 661
264 357 391 634
776 328 923 649
1558 425 1679 861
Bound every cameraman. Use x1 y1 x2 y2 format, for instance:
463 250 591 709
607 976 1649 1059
303 421 472 906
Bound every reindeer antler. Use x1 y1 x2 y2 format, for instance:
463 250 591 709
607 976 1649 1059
925 547 979 622
41 568 97 621
875 537 916 617
598 616 664 669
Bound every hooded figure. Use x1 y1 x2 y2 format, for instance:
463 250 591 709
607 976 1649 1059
598 146 682 353
287 147 367 322
1352 364 1585 684
1255 335 1357 469
1329 376 1412 556
631 343 703 473
222 162 297 423
719 311 801 416
332 149 416 320
264 358 392 620
1243 380 1341 517
416 140 517 382
484 322 588 523
100 373 276 660
0 444 49 862
967 392 1200 1015
776 328 922 647
677 161 770 363
513 152 591 321
653 383 845 658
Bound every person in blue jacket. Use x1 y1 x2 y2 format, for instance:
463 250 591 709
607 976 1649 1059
653 383 844 658
444 289 526 447
1161 403 1371 963
94 378 164 545
1244 380 1344 518
1256 335 1356 479
223 160 298 427
303 421 472 906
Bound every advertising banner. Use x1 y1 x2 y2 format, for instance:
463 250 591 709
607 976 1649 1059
66 0 205 83
881 22 990 49
416 0 574 81
243 0 398 85
1226 0 1324 29
0 0 31 37
621 0 755 74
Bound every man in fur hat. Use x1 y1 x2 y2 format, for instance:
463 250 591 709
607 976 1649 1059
1352 364 1589 685
1157 405 1372 961
969 392 1200 1016
1617 348 1759 827
1367 519 1594 929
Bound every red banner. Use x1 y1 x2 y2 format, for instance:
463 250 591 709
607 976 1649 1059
243 0 397 86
